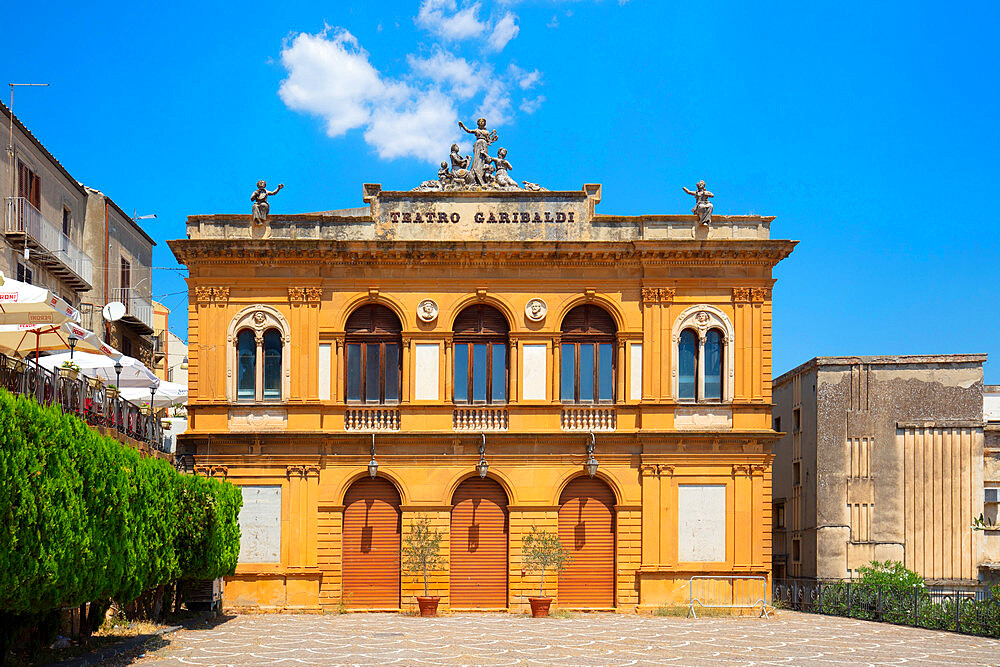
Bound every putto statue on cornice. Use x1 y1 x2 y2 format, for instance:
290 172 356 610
413 117 547 193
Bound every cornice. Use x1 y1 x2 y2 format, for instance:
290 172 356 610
168 239 797 268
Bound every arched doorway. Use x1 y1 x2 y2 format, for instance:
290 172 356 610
450 476 509 608
557 476 616 607
342 477 402 608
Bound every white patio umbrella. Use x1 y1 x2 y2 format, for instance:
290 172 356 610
121 380 187 408
0 272 80 325
37 351 158 388
0 322 122 360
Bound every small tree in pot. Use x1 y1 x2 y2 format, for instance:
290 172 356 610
521 526 571 617
402 514 444 616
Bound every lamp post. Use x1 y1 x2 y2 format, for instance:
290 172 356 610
476 433 489 478
67 333 78 359
149 383 157 444
114 359 123 388
584 432 599 478
368 433 378 478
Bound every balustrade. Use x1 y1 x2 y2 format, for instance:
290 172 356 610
452 407 509 431
560 406 617 431
344 407 400 431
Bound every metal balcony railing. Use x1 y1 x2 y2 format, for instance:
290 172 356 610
112 287 153 330
0 351 165 451
5 197 94 286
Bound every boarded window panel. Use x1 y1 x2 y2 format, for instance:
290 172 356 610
238 486 281 563
557 477 615 607
450 477 509 608
414 343 439 401
522 344 547 401
678 484 726 562
342 477 401 608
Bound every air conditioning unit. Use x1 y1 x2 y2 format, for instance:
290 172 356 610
986 488 1000 505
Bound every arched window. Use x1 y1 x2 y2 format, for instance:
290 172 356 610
345 304 402 404
671 306 734 403
453 304 508 404
236 329 256 401
678 329 698 401
560 305 616 403
704 328 724 401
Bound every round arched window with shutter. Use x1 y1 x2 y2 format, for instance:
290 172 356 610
560 305 617 403
453 305 509 404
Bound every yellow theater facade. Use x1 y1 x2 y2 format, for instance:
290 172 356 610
170 180 795 613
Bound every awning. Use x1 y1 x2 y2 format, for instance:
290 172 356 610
121 380 187 407
0 273 80 325
36 351 157 388
0 321 121 359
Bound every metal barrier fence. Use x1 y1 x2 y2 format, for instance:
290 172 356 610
0 351 164 451
773 578 1000 638
688 576 770 618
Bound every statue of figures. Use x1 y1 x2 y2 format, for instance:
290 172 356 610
682 180 714 225
490 148 519 190
458 118 498 187
251 180 284 223
449 144 472 185
438 162 451 183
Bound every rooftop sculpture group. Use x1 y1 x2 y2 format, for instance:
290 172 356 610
415 117 547 192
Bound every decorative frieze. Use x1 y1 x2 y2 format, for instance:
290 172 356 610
641 287 675 305
733 287 769 303
194 286 230 304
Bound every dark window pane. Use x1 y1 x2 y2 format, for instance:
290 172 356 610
704 329 723 400
237 330 256 400
491 344 506 403
346 343 362 401
472 343 487 403
384 343 400 402
365 343 381 402
454 343 469 403
598 343 613 402
679 329 698 400
579 343 595 402
560 343 575 402
262 329 281 400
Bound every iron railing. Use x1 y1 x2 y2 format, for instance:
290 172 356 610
688 575 770 617
773 578 1000 638
0 351 164 451
4 197 94 285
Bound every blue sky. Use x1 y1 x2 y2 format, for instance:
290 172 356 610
6 1 999 379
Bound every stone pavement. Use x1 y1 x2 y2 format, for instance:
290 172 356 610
134 611 1000 666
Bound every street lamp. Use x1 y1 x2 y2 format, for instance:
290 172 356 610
368 434 378 478
476 433 489 478
584 432 599 478
67 333 78 359
149 383 158 444
114 359 123 388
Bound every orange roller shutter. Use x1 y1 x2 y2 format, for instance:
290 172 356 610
558 476 615 607
450 477 509 608
342 477 401 609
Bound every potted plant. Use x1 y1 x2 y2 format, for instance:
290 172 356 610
59 360 81 381
106 384 120 399
87 374 104 390
402 514 444 616
161 418 172 431
521 526 572 617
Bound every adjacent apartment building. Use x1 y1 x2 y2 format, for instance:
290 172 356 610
2 101 155 362
1 101 93 304
170 171 796 613
772 354 989 585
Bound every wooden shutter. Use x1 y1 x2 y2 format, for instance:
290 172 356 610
342 477 401 608
450 477 509 608
557 476 615 607
560 305 616 337
453 305 509 336
346 304 402 334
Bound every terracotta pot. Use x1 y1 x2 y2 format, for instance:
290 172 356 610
529 597 552 618
416 596 440 617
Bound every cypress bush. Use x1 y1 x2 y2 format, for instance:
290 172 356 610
0 389 241 653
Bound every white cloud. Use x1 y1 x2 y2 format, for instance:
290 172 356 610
416 0 486 40
508 64 541 89
477 79 513 127
278 29 457 163
487 12 519 52
519 95 545 114
407 50 481 99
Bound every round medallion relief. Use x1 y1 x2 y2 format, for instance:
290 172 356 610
525 298 548 322
417 299 439 323
253 311 267 326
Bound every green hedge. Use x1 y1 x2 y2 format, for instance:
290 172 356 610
0 388 241 616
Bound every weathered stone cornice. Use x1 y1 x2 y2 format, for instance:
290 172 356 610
168 239 797 268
